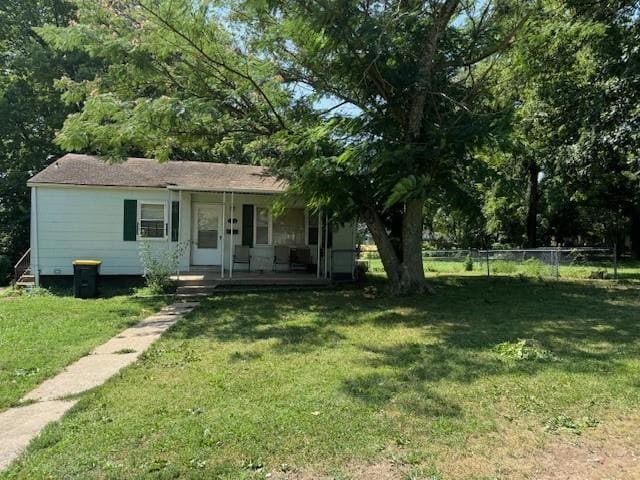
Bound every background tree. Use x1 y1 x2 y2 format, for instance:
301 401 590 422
0 0 89 281
482 0 640 250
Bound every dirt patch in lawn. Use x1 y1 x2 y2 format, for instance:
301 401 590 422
440 415 640 479
268 460 408 480
270 415 640 480
346 460 409 479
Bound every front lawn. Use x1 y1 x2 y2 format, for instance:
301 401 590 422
4 278 640 479
0 289 166 410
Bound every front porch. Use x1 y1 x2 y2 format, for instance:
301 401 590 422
171 268 331 296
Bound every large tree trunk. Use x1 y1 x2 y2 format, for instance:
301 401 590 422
525 160 539 248
397 197 428 293
363 199 429 295
363 207 401 286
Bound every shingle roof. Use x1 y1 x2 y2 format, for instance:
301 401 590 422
28 154 286 193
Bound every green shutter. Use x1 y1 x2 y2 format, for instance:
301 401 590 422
171 201 180 241
123 199 137 241
242 204 254 247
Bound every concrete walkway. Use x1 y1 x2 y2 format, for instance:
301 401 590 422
0 300 199 470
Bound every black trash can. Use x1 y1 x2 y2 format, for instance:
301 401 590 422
72 260 102 298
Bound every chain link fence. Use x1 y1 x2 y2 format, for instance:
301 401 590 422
359 246 626 280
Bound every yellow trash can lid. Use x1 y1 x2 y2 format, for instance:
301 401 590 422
72 260 102 266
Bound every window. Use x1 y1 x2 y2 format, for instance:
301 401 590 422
273 208 305 246
139 202 166 239
255 206 270 245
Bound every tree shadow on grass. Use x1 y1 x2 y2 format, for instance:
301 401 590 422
338 277 640 413
168 277 640 413
343 371 462 417
171 293 348 354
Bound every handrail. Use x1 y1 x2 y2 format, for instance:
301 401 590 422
14 248 31 270
13 248 31 283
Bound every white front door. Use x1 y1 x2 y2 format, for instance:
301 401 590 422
191 204 223 266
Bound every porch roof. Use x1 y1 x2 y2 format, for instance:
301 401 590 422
28 153 286 194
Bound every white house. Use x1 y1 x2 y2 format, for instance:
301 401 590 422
24 154 357 286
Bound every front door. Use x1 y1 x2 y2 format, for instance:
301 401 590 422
191 204 223 266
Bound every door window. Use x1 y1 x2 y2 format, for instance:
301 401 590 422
197 208 219 248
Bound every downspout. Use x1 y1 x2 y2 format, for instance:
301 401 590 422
316 210 321 279
324 212 329 279
352 220 357 280
32 187 40 287
221 192 226 279
230 191 234 278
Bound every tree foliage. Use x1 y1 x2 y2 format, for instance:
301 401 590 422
42 0 537 292
9 0 640 292
0 0 90 271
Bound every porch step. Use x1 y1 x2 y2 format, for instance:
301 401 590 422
15 273 36 289
173 277 330 288
174 279 221 287
213 284 335 294
176 285 219 296
175 293 215 300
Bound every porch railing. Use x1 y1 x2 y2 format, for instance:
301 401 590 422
13 248 31 283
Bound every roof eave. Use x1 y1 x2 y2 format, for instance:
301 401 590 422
166 185 286 195
27 181 287 195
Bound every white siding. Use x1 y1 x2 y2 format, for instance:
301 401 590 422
31 185 356 277
33 185 186 276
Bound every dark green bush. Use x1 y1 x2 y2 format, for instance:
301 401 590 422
0 255 11 286
463 254 473 272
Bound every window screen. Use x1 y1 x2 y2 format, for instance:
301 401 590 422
255 207 270 245
140 203 165 238
273 208 305 246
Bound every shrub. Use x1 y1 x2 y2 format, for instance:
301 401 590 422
24 287 53 297
139 241 188 294
463 254 473 272
490 259 517 274
521 258 546 277
0 254 10 286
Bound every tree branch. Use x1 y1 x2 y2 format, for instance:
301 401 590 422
135 1 288 131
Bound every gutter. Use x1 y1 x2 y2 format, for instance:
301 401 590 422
31 186 40 287
166 185 286 195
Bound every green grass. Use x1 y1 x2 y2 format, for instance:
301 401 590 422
364 257 640 280
4 277 640 479
0 288 167 410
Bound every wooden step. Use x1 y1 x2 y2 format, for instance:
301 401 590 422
176 285 219 295
173 278 220 287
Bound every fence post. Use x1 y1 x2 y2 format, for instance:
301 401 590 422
486 249 490 277
613 243 618 280
555 247 560 280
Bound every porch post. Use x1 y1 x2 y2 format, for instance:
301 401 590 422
352 221 356 280
324 211 329 279
178 189 182 279
230 191 234 278
316 210 321 278
221 191 226 279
